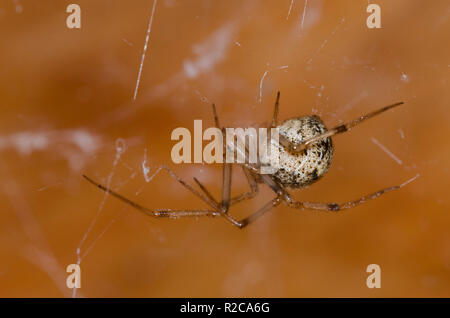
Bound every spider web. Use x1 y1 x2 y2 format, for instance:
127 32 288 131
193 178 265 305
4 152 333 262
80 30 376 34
2 0 432 298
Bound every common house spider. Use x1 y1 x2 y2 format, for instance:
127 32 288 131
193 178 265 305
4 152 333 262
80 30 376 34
83 93 405 229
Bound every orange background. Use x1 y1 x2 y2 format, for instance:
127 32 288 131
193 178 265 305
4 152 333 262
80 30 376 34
0 0 449 297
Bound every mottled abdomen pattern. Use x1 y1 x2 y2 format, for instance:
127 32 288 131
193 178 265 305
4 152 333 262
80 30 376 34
270 115 333 188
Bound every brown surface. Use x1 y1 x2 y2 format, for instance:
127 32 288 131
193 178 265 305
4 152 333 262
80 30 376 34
0 0 449 297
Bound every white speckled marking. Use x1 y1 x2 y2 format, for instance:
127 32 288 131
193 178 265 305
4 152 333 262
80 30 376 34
268 115 333 188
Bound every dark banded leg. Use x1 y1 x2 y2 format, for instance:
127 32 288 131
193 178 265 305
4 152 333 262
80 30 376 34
193 177 220 208
209 102 233 213
287 185 401 212
194 166 259 209
82 174 221 218
217 195 282 229
83 166 217 210
221 163 232 212
211 103 220 128
271 91 281 127
83 172 280 229
160 165 219 209
229 166 259 206
280 101 404 153
237 196 282 228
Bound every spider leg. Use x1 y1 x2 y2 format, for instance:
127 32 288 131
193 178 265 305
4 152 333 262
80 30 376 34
229 166 259 206
192 99 281 228
236 195 282 229
280 101 404 153
211 103 220 128
205 103 273 227
230 171 287 228
84 165 218 211
159 165 219 209
193 165 259 209
82 174 221 218
271 91 281 128
221 163 232 212
193 177 220 207
204 103 258 227
208 102 233 212
285 184 401 212
209 103 260 211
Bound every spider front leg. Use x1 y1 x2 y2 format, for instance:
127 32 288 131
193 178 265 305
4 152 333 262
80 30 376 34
280 101 404 153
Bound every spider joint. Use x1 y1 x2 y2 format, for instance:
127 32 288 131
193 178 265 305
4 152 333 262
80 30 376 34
328 203 340 211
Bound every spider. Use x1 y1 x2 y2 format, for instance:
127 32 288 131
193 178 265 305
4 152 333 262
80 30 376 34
83 93 405 229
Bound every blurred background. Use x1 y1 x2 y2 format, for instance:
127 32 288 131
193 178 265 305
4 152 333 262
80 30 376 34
0 0 449 297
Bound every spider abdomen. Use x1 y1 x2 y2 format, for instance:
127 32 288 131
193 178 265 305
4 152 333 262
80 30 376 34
270 115 333 188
